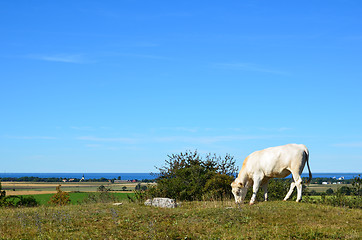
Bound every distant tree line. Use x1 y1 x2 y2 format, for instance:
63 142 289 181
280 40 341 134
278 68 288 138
0 177 64 182
0 176 154 182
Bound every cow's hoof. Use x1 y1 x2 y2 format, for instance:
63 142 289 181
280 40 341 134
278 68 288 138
283 199 287 202
249 202 255 205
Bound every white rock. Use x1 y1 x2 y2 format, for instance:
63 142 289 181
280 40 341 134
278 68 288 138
112 203 123 206
144 198 178 208
144 199 153 206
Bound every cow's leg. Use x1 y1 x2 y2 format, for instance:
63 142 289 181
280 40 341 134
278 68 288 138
261 178 270 201
261 182 268 201
295 180 303 202
283 181 296 201
250 177 262 205
291 173 303 202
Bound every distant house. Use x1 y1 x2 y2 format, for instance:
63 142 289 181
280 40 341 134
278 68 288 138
62 179 67 182
322 182 328 185
69 179 75 182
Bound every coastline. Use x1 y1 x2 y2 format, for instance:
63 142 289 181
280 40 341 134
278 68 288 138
0 172 360 180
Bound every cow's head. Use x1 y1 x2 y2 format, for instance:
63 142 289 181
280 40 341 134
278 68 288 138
231 180 247 204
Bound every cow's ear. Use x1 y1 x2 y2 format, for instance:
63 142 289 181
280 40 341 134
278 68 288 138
239 182 243 187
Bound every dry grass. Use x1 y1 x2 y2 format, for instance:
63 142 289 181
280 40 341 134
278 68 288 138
0 200 361 239
6 190 57 196
2 182 152 196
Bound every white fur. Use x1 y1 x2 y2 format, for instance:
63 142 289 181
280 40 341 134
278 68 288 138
231 144 312 204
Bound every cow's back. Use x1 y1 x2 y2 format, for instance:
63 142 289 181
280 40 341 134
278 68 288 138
244 144 307 178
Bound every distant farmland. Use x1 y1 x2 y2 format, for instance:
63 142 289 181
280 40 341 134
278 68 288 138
2 181 153 196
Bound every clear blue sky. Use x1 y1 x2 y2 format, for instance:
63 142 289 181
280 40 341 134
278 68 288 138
1 1 361 173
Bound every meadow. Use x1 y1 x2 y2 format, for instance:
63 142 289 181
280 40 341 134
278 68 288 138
0 200 361 239
1 180 361 239
1 181 151 196
29 192 135 205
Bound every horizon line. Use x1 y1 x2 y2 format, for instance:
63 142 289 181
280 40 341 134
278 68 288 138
1 172 361 174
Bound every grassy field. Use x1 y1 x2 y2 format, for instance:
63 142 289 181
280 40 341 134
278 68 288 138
307 183 352 193
29 192 135 205
2 181 153 195
0 200 360 239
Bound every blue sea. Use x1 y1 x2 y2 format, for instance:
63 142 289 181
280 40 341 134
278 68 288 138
0 172 360 180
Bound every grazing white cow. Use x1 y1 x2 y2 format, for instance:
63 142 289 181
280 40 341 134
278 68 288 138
231 144 312 205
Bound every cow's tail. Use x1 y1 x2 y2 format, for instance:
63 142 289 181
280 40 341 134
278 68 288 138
304 147 312 184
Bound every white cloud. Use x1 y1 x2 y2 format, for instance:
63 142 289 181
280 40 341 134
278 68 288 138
27 54 88 63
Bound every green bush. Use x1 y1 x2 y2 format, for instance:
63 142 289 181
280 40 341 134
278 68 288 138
48 185 71 206
0 182 5 198
325 192 361 208
326 188 334 195
352 174 361 196
128 189 148 203
152 150 237 201
338 186 352 195
0 196 18 207
203 174 234 200
16 196 39 207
